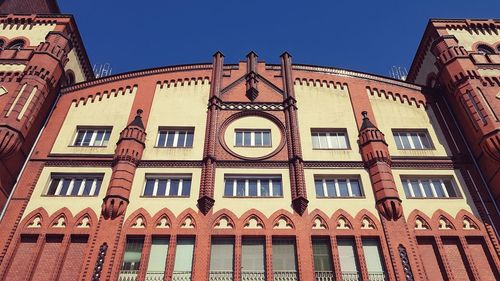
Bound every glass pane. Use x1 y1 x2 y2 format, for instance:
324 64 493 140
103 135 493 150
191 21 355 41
260 180 270 197
169 179 180 196
224 180 234 196
173 238 194 272
236 180 246 196
158 132 166 147
248 180 258 196
263 131 271 146
144 179 155 196
402 181 411 197
326 180 336 197
419 133 431 149
71 179 82 196
94 179 102 196
255 132 262 146
235 132 243 146
421 180 433 198
83 179 94 196
338 133 348 149
166 132 175 147
312 134 320 149
411 133 423 149
82 131 93 146
94 131 104 146
147 237 169 272
242 238 265 272
433 180 445 197
243 132 251 146
400 134 411 149
362 239 384 273
47 179 60 195
272 180 283 197
315 180 324 197
393 133 403 149
337 238 359 273
338 180 349 197
272 238 296 271
122 237 144 271
318 133 328 148
185 131 194 147
410 180 422 197
102 130 111 146
350 180 362 196
329 133 339 148
74 131 85 146
181 179 191 196
444 180 457 197
210 238 234 271
157 179 167 196
312 238 332 271
59 179 71 195
177 132 186 147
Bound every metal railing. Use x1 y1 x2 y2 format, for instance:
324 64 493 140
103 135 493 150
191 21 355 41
172 271 192 281
209 270 233 280
368 272 386 281
118 270 138 281
341 271 360 281
273 270 298 281
315 271 335 281
145 271 165 281
241 270 266 281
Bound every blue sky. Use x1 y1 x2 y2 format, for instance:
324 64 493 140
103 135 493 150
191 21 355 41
59 0 500 77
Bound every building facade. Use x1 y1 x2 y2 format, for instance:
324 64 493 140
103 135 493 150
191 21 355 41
0 1 499 281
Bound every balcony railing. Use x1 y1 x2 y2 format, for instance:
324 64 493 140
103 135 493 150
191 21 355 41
368 272 386 281
118 270 138 281
145 271 165 281
209 270 233 281
341 271 360 281
172 271 192 281
273 270 298 281
241 270 266 281
315 271 335 281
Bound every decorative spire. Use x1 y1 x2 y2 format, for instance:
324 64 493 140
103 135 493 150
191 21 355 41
360 111 377 130
127 109 145 129
245 51 259 101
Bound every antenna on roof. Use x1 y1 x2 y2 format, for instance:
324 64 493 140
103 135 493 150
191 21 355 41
389 66 408 81
93 63 113 78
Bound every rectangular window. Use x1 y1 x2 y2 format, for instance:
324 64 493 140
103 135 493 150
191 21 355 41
210 238 234 280
235 129 271 147
393 130 432 150
173 237 195 279
362 239 386 280
401 177 459 198
241 238 265 280
46 174 103 197
143 175 192 197
120 237 144 281
224 176 282 197
73 128 111 147
272 238 297 279
337 238 360 280
314 177 363 198
311 129 349 149
313 238 334 279
146 237 169 280
156 128 194 148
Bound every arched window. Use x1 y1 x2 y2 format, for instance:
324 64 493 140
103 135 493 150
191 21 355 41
7 40 25 50
477 44 494 55
66 71 75 86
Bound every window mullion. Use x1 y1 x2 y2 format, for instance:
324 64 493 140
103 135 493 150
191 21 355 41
89 130 97 146
429 180 438 197
165 179 171 196
440 179 449 198
54 178 63 195
326 132 332 149
67 179 75 196
153 179 159 196
89 179 97 196
245 180 249 196
334 179 340 197
233 180 237 197
406 133 415 149
78 179 85 196
173 131 179 147
322 179 328 197
178 179 183 196
257 180 261 197
269 179 274 197
418 180 425 197
407 179 415 197
347 179 353 197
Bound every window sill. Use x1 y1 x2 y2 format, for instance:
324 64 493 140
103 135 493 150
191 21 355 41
140 195 190 198
153 146 193 149
222 195 284 198
315 196 365 199
404 196 462 200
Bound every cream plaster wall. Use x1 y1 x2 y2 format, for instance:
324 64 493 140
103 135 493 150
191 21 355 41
393 169 479 219
413 43 438 86
22 166 111 220
0 64 25 72
478 68 500 77
143 82 209 160
126 167 202 217
223 116 281 158
304 168 378 216
447 29 500 51
213 168 293 217
65 49 86 83
369 94 451 157
0 23 56 45
295 84 361 161
51 87 136 155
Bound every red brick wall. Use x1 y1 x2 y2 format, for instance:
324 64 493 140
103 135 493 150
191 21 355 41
442 237 473 281
416 237 446 281
32 235 63 281
4 235 38 281
58 235 89 281
466 237 500 281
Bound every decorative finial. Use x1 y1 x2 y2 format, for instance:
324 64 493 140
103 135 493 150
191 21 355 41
362 111 368 119
136 109 143 116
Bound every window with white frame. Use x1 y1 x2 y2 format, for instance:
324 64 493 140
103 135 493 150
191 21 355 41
401 177 459 198
314 177 363 198
235 129 271 147
224 176 282 197
393 130 432 150
143 175 192 197
156 128 194 148
311 130 349 149
73 128 111 147
46 174 103 196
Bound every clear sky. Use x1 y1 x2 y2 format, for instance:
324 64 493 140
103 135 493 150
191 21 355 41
58 0 500 78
